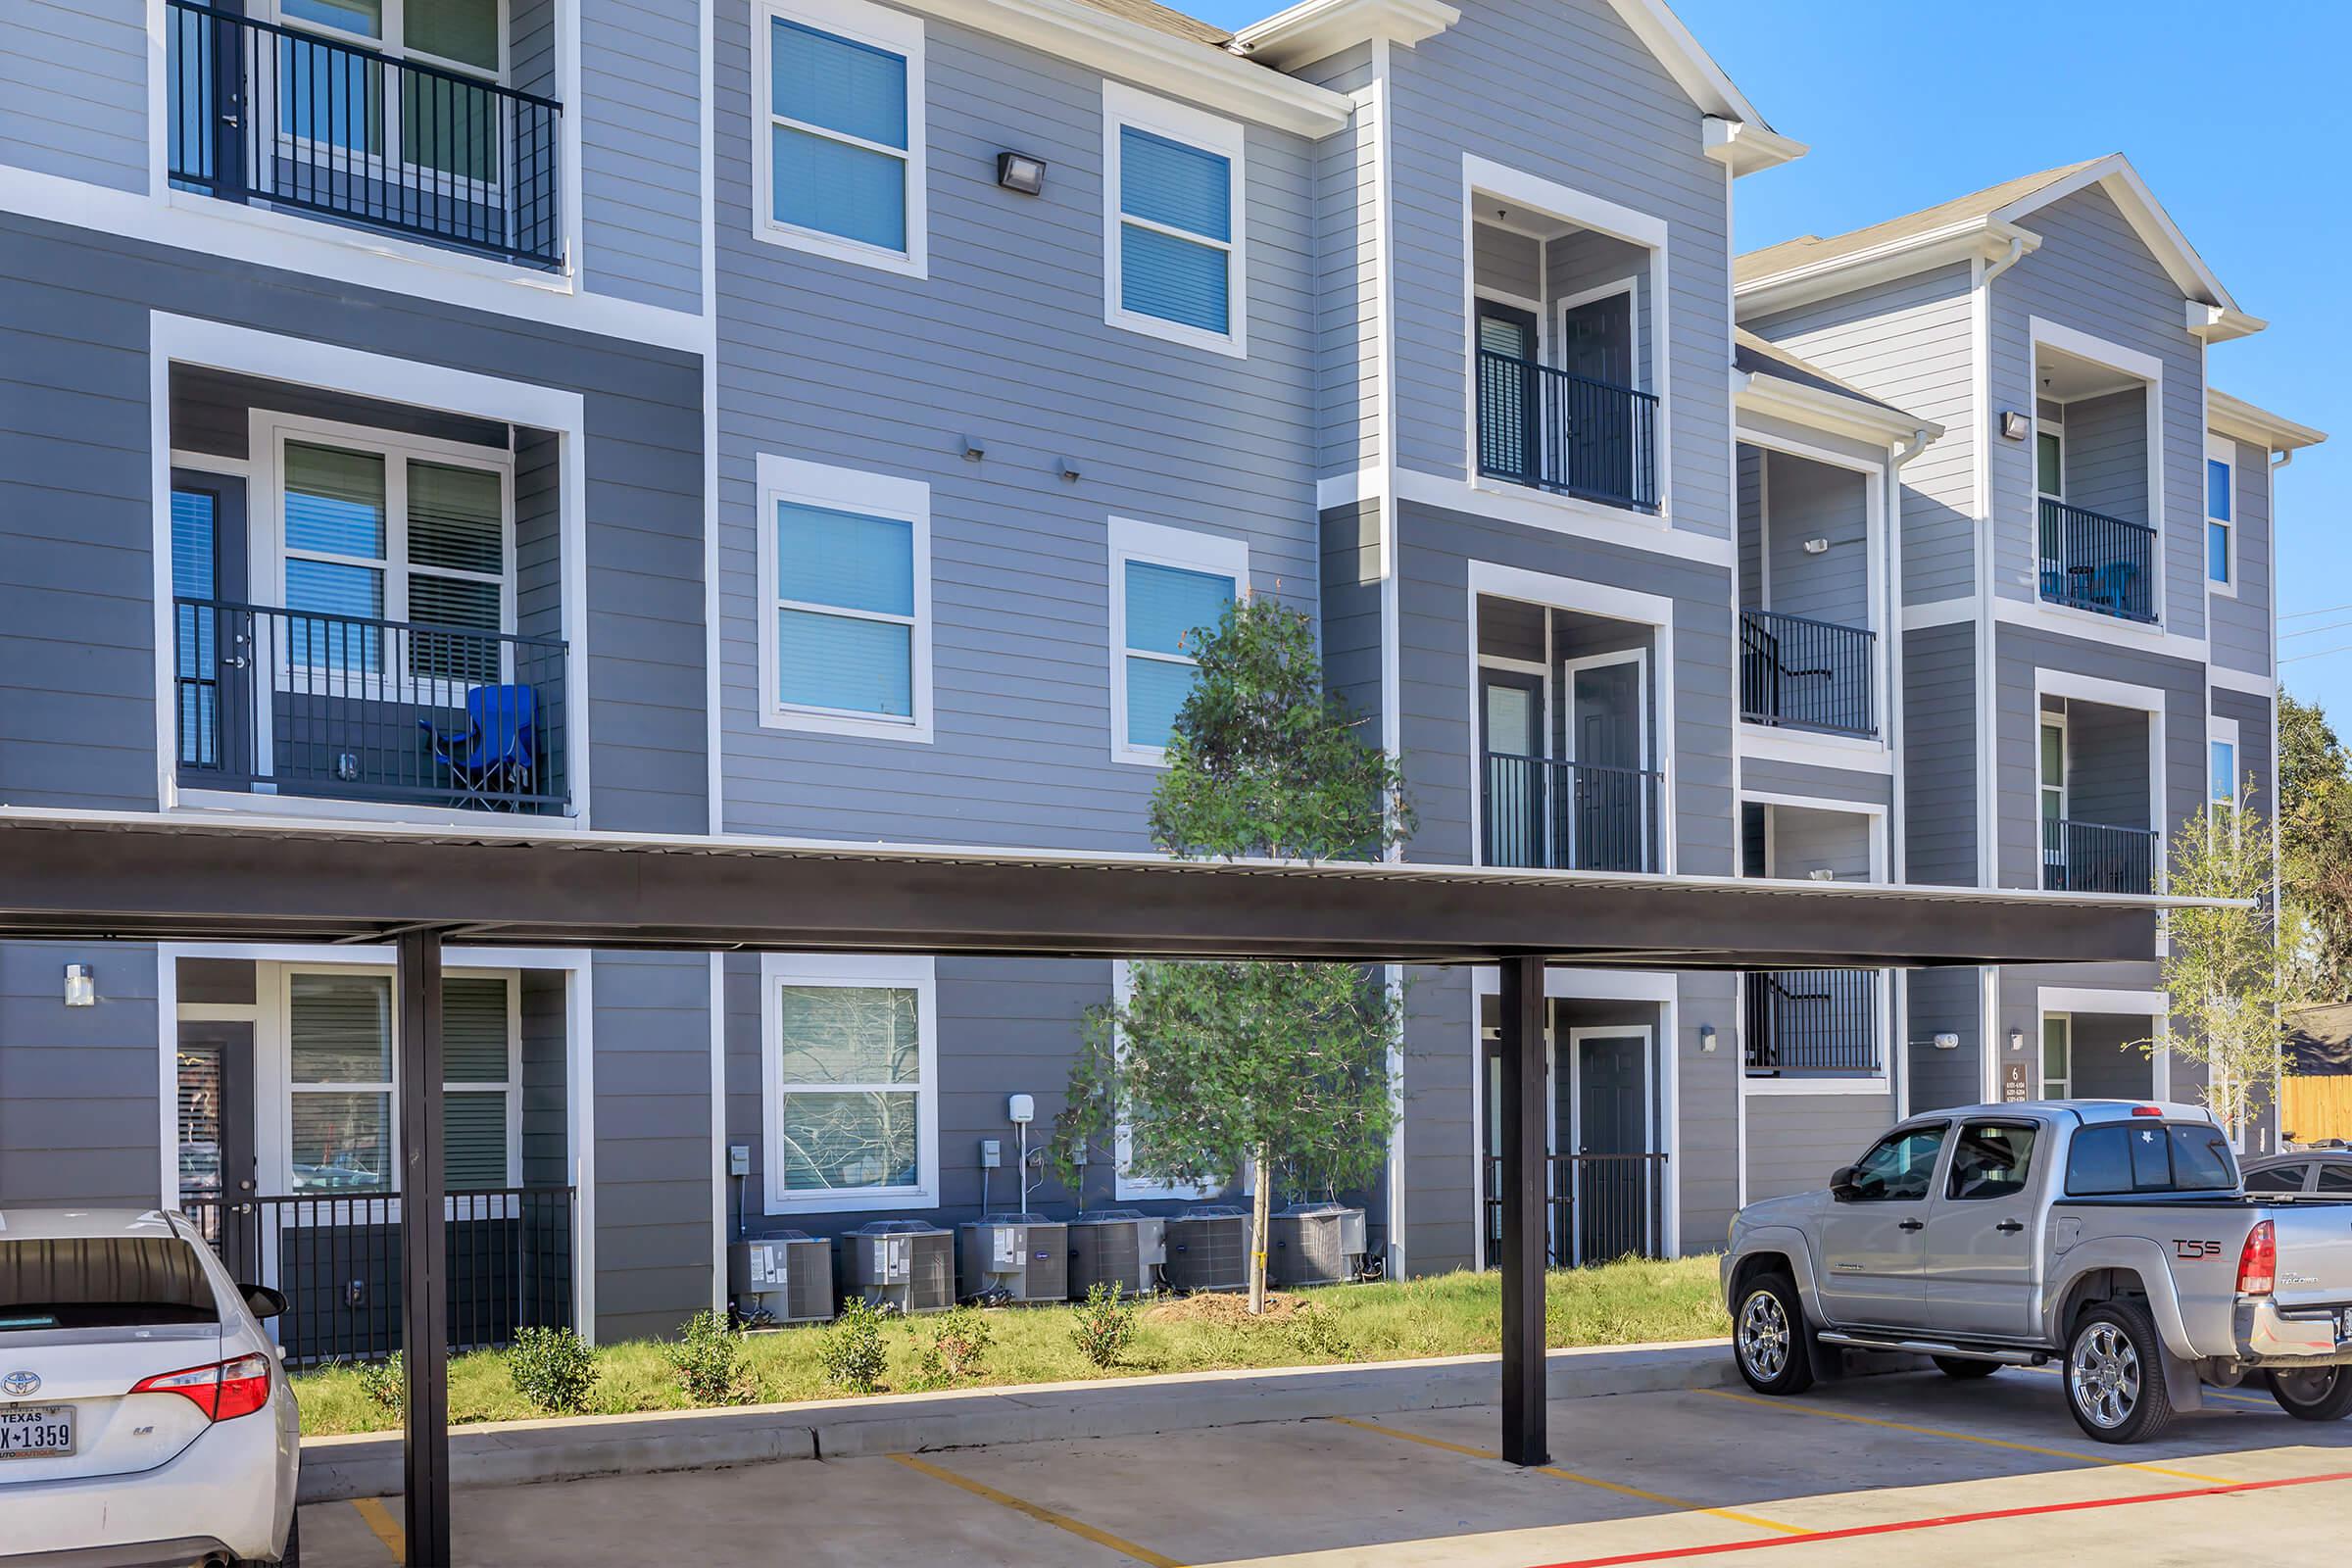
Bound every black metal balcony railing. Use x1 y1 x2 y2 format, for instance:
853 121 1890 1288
1743 968 1880 1077
183 1188 574 1369
1739 609 1878 738
2038 498 2158 624
2043 817 2160 895
1482 752 1661 872
1483 1153 1668 1269
174 597 568 814
1476 349 1661 513
167 0 564 268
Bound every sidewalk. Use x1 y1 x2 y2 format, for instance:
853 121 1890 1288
299 1337 1740 1502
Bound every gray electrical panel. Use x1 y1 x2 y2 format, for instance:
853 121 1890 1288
728 1231 833 1325
956 1213 1068 1304
1065 1209 1165 1298
841 1219 955 1313
1163 1204 1252 1293
1265 1202 1367 1287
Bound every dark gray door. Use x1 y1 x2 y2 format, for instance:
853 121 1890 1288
1575 1033 1647 1264
1569 659 1643 869
177 1019 257 1279
1476 299 1542 482
1559 291 1636 501
170 472 251 787
1480 669 1544 867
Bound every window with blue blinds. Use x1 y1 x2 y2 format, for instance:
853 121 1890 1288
2206 455 2232 584
767 15 911 254
774 501 917 719
1115 124 1234 337
1122 559 1234 749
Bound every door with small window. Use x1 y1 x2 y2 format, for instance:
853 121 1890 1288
1476 300 1542 483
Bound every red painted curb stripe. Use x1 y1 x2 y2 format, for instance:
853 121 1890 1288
1520 1467 2352 1568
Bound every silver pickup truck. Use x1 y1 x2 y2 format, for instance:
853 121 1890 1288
1722 1100 2352 1443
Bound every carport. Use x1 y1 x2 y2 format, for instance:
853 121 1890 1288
0 809 2166 1566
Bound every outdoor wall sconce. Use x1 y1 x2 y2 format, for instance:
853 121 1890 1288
2008 1027 2025 1054
2000 410 2031 441
996 152 1047 195
64 963 95 1007
1933 1032 1960 1051
1698 1025 1717 1054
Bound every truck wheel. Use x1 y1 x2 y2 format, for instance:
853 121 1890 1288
2265 1366 2352 1422
1733 1272 1814 1396
2063 1300 2175 1444
1933 1355 2002 1380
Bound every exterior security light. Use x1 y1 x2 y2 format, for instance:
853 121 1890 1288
1933 1032 1960 1051
2008 1027 2026 1054
1802 537 1830 555
996 152 1047 195
2000 410 2031 441
64 963 95 1007
1698 1025 1717 1054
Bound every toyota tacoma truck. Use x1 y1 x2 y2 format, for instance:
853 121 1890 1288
1722 1100 2352 1443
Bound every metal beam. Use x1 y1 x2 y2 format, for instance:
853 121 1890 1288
397 929 451 1567
1496 955 1548 1467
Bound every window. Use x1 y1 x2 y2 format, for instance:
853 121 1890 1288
2320 1164 2352 1194
2245 1163 2310 1195
1843 1124 1944 1201
761 955 937 1211
756 455 932 742
1946 1122 2037 1200
274 0 505 180
1108 961 1220 1200
1108 516 1246 764
2211 714 2240 846
2039 717 2066 886
2041 1015 2071 1101
2036 425 2065 501
2066 1121 2239 1196
1104 83 1246 357
753 0 925 274
2206 443 2234 591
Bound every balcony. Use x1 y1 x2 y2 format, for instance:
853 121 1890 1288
2038 499 2157 624
1743 968 1879 1078
1480 753 1661 872
174 598 568 815
166 0 564 268
1476 350 1660 513
1739 610 1877 738
2042 817 2159 895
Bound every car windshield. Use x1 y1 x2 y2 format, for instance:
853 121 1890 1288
2065 1121 2239 1197
0 1236 220 1331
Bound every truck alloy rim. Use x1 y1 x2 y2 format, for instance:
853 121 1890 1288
1739 1290 1790 1380
2069 1322 2140 1428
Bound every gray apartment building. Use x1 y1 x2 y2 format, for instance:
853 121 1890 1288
0 0 2323 1350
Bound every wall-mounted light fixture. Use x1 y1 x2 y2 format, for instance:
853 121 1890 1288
996 151 1047 195
2000 410 2031 441
64 963 95 1007
2008 1027 2025 1054
1933 1032 1960 1051
1802 536 1831 556
1698 1024 1718 1054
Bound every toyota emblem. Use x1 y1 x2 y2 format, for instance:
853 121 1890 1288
1 1370 39 1397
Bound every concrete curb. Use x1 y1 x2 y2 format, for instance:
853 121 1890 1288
297 1338 1741 1502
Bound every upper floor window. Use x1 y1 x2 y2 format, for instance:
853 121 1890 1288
757 455 933 743
2206 442 2235 591
1107 517 1246 765
1103 84 1246 358
755 0 927 276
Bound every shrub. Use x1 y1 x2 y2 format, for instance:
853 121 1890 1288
662 1310 750 1405
506 1326 599 1414
355 1353 404 1417
820 1298 891 1394
909 1306 993 1391
1070 1283 1138 1370
1289 1301 1348 1358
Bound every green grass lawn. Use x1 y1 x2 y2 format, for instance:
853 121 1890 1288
291 1254 1729 1438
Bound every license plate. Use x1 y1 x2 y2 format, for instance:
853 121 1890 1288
0 1405 74 1458
2337 1309 2352 1345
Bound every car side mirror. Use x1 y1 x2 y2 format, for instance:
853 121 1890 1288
241 1284 288 1320
1828 1165 1859 1202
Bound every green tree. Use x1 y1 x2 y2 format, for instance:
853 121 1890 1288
1054 597 1412 1313
2279 691 2352 999
2143 784 2284 1133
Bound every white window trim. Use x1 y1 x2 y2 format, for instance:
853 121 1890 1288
1108 960 1220 1201
2210 712 2241 848
2027 318 2166 629
2041 1013 2073 1102
754 453 934 744
2205 435 2238 597
750 0 929 278
1552 274 1644 393
1107 515 1249 767
2038 710 2069 891
1102 81 1248 360
760 953 939 1214
2035 416 2066 504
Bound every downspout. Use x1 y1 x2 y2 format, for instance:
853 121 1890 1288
1886 424 1934 1121
1971 237 2026 1103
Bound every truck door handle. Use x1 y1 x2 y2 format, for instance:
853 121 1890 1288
1897 1219 1924 1232
1995 1220 2025 1233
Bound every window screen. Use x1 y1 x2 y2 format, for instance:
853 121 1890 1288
773 501 916 718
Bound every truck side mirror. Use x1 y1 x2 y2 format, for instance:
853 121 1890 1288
1828 1165 1859 1202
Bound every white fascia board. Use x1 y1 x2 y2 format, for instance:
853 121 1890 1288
1735 369 1944 450
2186 300 2268 344
2207 389 2328 454
1231 0 1457 69
1994 157 2243 318
1601 0 1769 127
1735 220 2038 318
1704 117 1805 177
892 0 1350 136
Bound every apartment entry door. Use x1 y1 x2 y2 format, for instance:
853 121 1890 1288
176 1019 259 1280
1557 287 1636 499
1480 668 1544 867
1568 1027 1652 1265
1476 298 1543 481
170 471 253 789
1563 653 1646 870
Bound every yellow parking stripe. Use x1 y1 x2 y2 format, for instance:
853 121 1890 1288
888 1452 1187 1568
1326 1415 1810 1537
350 1496 407 1562
1693 1387 2229 1484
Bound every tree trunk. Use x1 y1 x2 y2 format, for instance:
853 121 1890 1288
1249 1144 1272 1315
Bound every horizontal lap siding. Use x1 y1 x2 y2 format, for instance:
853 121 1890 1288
1 0 145 192
1742 1093 1891 1206
1386 0 1732 549
1748 265 1976 606
1901 623 1977 885
0 942 160 1205
1401 964 1474 1274
1676 971 1737 1252
713 10 1319 852
579 0 705 313
1990 185 2206 637
2213 687 2273 809
592 951 713 1341
1905 965 1983 1112
1739 758 1891 809
1763 451 1869 626
2211 437 2273 676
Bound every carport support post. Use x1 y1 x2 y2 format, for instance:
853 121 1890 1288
1497 955 1549 1466
398 929 451 1567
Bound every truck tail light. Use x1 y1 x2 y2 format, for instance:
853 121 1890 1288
2236 1220 2277 1298
130 1352 273 1422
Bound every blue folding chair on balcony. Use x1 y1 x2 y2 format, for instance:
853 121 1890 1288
2088 561 2138 617
419 684 537 809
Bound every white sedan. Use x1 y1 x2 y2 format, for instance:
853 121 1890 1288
1 1206 301 1566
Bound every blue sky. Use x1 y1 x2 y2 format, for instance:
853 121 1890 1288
1182 0 2348 719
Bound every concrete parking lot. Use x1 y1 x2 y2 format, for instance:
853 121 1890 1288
301 1367 2352 1566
